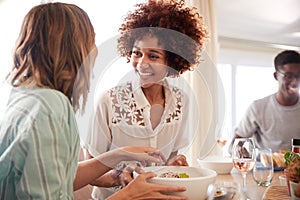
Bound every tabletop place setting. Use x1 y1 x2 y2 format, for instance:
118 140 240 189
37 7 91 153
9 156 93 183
133 137 300 200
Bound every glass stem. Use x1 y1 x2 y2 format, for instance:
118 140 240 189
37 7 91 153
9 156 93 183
241 172 247 191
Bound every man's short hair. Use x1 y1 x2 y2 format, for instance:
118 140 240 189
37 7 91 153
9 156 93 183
274 50 300 71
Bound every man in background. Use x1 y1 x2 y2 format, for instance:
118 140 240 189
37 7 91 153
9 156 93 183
231 50 300 153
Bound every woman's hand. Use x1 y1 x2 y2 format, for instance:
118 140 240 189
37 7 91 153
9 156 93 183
119 146 167 166
108 172 188 200
116 154 189 188
167 154 188 166
95 146 167 168
118 162 139 187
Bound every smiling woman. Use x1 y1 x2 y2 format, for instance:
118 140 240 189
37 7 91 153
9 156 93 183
83 1 208 199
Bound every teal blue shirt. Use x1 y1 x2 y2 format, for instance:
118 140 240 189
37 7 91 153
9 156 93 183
0 86 80 199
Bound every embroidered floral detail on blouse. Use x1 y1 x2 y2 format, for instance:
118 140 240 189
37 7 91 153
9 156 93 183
109 82 183 126
165 87 182 123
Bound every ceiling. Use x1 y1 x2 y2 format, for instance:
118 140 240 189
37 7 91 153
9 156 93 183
215 0 300 49
1 0 299 50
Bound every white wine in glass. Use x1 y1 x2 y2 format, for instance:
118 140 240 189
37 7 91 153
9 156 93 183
232 138 256 194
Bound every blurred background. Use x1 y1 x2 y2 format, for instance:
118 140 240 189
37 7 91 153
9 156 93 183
0 0 299 158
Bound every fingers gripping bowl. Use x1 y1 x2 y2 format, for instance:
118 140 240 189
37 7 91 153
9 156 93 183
134 166 217 200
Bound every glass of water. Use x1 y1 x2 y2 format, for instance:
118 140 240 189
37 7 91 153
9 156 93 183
252 148 274 186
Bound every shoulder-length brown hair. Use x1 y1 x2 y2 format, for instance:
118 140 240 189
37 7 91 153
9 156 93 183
8 2 96 113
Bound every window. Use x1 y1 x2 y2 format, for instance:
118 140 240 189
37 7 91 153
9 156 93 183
217 64 277 138
0 0 144 83
0 0 142 106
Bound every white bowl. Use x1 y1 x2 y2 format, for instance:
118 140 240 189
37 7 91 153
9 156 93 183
135 166 217 200
197 156 233 174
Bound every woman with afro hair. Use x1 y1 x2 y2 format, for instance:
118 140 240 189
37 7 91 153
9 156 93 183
85 0 208 199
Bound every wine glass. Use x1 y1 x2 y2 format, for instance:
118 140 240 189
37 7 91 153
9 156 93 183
232 138 256 194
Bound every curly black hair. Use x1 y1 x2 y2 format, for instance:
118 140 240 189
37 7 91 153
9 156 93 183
118 0 208 76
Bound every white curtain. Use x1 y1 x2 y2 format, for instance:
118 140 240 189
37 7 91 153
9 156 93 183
183 0 224 166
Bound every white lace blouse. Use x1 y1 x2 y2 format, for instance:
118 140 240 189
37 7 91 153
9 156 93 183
85 79 191 199
85 79 190 159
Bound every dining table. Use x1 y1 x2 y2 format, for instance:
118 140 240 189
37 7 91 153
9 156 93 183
216 169 290 200
74 168 291 200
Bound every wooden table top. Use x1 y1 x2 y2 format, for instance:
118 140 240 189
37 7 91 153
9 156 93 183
216 169 289 200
